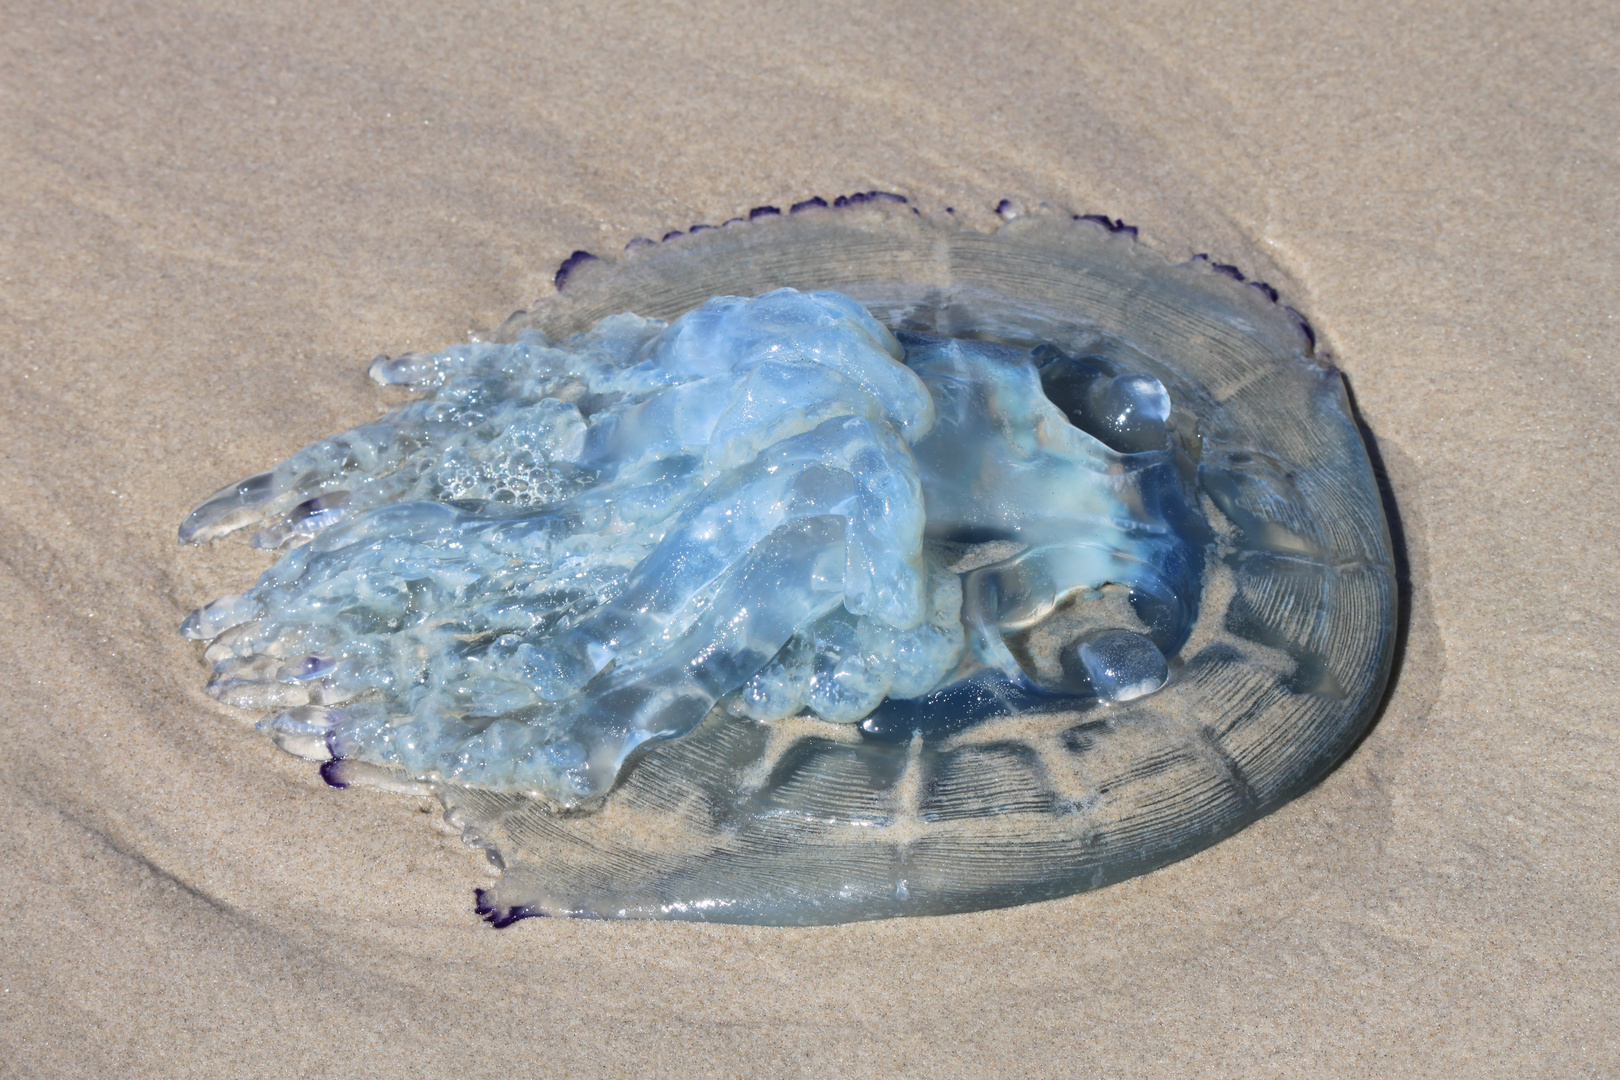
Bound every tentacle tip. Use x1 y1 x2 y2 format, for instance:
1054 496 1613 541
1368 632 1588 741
474 889 546 928
319 759 351 789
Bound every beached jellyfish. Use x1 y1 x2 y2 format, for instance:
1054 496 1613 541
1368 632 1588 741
179 198 1396 925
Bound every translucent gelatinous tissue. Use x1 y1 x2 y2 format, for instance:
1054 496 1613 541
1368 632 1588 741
180 201 1396 925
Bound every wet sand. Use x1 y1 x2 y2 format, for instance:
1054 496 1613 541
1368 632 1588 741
2 1 1615 1075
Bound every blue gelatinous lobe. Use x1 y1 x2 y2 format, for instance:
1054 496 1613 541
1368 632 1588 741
182 288 1201 805
1070 629 1168 702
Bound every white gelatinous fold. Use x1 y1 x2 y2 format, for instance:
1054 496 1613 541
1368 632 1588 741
182 288 1181 806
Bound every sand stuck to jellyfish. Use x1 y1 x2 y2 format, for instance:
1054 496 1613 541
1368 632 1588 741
179 198 1396 925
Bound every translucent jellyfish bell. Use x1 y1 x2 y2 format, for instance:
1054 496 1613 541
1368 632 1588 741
179 198 1396 925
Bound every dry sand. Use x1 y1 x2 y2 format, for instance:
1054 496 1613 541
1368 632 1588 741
1 1 1615 1076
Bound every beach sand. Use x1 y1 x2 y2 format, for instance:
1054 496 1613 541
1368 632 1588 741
1 1 1615 1075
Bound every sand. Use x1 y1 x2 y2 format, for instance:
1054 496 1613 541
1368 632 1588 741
1 0 1615 1075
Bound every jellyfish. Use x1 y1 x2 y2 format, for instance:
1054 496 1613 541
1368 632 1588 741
180 200 1396 925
